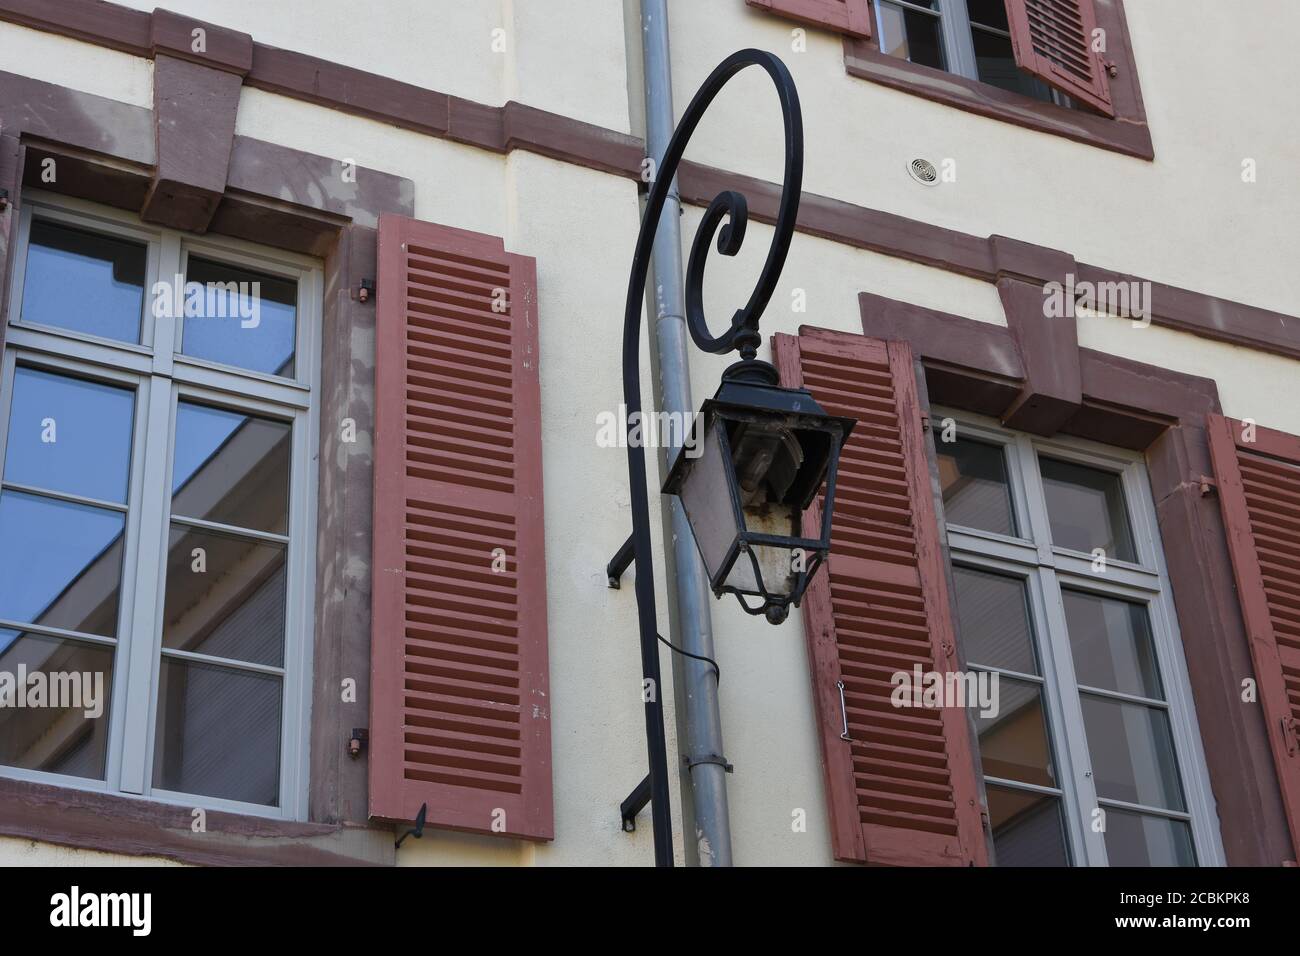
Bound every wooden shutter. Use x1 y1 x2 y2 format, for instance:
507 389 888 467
773 328 987 865
745 0 873 39
1207 414 1300 860
1004 0 1114 116
370 214 553 841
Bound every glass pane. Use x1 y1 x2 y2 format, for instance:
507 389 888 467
876 1 945 70
986 784 1070 866
1039 457 1136 561
953 567 1037 675
171 402 291 535
181 256 297 377
1103 808 1196 866
678 422 741 584
966 0 1009 30
936 437 1016 536
153 656 281 806
4 367 134 503
20 219 146 343
162 525 286 668
0 632 114 779
972 25 1052 99
1063 590 1162 699
1080 693 1185 811
973 676 1055 788
0 490 125 638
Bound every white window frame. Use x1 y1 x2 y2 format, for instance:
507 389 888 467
0 191 321 821
874 0 1063 103
935 409 1225 866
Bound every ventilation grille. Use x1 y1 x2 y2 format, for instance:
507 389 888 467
908 158 939 186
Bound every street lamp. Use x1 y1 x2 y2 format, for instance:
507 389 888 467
610 48 854 866
662 368 853 625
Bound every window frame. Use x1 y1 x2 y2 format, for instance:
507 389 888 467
936 410 1225 865
0 191 322 821
875 0 1063 102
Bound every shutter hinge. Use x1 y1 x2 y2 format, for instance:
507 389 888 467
1283 717 1300 757
1104 60 1119 78
920 412 931 432
358 278 375 303
1198 475 1218 497
348 727 369 758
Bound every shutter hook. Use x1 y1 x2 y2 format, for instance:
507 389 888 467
836 680 854 742
395 803 428 849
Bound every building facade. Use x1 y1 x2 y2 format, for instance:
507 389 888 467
0 0 1296 866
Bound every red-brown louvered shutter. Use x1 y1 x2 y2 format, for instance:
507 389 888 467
773 328 987 865
745 0 873 39
1004 0 1114 116
370 214 553 841
1207 414 1300 860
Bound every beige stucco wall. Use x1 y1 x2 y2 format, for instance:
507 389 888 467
1 0 1298 866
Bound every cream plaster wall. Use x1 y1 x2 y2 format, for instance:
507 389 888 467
665 0 1300 317
0 21 153 107
0 835 182 866
107 0 632 133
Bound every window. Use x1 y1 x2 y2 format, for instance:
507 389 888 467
0 193 320 819
874 0 1062 103
935 414 1223 865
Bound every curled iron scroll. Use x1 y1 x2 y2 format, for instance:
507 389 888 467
625 49 803 363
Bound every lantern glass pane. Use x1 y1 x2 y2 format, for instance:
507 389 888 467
677 422 742 582
725 540 797 599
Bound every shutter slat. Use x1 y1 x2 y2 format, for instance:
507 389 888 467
1207 415 1300 861
774 329 988 865
371 214 553 841
744 0 873 39
1005 0 1114 116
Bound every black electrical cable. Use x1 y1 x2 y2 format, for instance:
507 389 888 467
656 633 721 686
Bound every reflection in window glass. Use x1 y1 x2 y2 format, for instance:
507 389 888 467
1080 694 1185 812
4 367 134 504
875 0 945 70
153 657 281 805
171 402 291 535
0 491 125 638
986 784 1070 866
181 257 297 377
1103 808 1196 866
162 525 286 668
972 677 1056 788
1039 456 1136 561
1063 590 1162 699
953 567 1037 675
937 437 1016 536
21 220 146 344
0 632 114 779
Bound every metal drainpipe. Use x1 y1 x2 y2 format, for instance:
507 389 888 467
639 0 734 866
